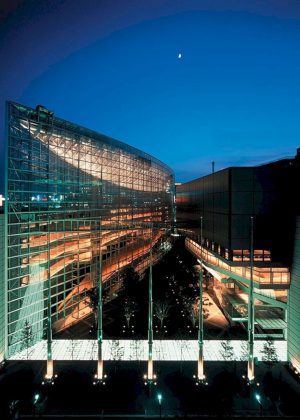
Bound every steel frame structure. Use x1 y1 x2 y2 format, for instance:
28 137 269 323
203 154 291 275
4 101 175 362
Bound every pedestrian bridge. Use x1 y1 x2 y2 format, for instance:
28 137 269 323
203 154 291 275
8 339 287 361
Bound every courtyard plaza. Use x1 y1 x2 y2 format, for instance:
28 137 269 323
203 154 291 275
9 338 287 362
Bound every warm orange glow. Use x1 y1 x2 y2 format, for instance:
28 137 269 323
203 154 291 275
147 359 153 380
22 210 165 285
175 195 189 204
97 360 104 380
186 238 290 285
233 249 271 262
247 359 255 382
7 110 173 357
53 230 165 332
45 359 54 379
197 359 205 381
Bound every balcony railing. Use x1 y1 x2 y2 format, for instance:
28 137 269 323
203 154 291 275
186 238 290 286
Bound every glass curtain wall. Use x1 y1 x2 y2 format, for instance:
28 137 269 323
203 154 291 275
6 102 174 357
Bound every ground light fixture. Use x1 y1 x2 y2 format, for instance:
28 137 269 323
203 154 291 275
143 372 157 386
42 373 57 386
255 393 263 416
242 374 260 388
93 373 108 386
193 373 208 386
157 393 162 418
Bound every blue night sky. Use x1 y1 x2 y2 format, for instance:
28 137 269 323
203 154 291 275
1 0 300 190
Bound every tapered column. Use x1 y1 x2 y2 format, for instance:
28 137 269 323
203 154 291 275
147 223 153 380
96 217 104 380
46 141 53 381
46 294 53 379
247 216 255 382
46 252 53 379
197 216 205 381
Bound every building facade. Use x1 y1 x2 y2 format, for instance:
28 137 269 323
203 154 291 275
287 216 300 372
2 101 174 357
176 153 300 344
0 211 5 362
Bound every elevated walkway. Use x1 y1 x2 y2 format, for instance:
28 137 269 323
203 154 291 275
185 237 290 291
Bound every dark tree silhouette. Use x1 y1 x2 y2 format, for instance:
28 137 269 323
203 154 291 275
260 337 278 368
124 298 137 328
240 341 249 361
154 300 171 329
21 320 33 359
121 266 140 297
85 287 99 327
220 340 235 361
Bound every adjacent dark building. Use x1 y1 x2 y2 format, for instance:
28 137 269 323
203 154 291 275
176 151 300 360
177 156 299 267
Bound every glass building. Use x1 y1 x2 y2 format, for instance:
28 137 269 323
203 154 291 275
3 101 174 357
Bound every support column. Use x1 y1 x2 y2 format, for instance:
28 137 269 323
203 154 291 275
144 222 157 386
147 223 154 380
45 135 53 381
96 217 104 381
283 309 287 340
247 216 255 382
197 217 205 381
46 252 53 379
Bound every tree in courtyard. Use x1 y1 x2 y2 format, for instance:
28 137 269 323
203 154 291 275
110 340 125 361
181 282 198 301
154 300 171 330
124 297 137 328
21 320 33 359
85 285 109 331
260 337 278 367
85 287 98 327
91 340 97 360
130 339 143 361
179 339 189 374
220 340 235 361
186 302 199 329
240 341 249 362
111 339 125 372
121 266 140 298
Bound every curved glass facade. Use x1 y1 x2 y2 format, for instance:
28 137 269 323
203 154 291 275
5 102 174 356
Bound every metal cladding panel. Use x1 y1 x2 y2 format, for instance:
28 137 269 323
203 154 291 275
213 192 229 213
212 169 230 193
231 191 253 215
288 216 300 370
231 167 253 192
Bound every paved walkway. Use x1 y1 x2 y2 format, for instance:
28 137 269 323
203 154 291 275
9 339 287 362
